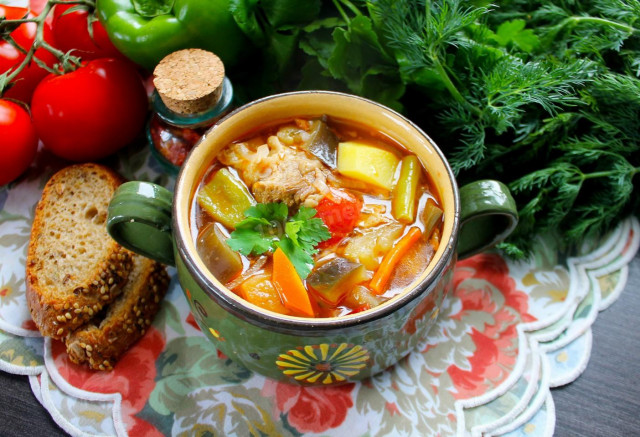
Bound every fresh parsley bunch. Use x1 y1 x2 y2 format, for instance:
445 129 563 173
227 203 331 278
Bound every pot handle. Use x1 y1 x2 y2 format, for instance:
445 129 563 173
457 180 518 259
107 181 175 266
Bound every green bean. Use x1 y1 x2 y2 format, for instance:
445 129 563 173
392 155 421 223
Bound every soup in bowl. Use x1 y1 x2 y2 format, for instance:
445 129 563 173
108 91 517 385
192 114 446 318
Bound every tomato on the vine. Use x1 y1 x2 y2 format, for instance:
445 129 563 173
28 0 48 15
31 58 148 161
52 1 123 60
0 99 38 186
0 5 57 104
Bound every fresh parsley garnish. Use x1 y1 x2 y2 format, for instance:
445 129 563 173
227 203 331 278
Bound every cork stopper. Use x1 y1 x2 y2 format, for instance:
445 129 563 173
153 49 225 115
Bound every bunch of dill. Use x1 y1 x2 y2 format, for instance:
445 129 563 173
293 0 640 257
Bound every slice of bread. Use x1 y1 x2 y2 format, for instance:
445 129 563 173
65 254 170 370
26 164 133 339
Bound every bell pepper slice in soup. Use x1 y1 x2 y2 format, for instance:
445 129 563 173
192 115 444 318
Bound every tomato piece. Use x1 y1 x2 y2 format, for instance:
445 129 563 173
0 99 38 186
31 58 148 161
52 1 124 61
315 188 362 247
0 5 57 103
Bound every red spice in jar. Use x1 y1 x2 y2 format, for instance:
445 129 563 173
149 114 207 167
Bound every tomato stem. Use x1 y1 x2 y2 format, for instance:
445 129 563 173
0 18 40 25
0 0 88 97
6 35 28 55
32 52 60 75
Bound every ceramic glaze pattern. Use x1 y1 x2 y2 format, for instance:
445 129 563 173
276 343 370 384
176 241 455 383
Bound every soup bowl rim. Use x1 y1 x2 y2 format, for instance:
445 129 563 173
173 90 461 332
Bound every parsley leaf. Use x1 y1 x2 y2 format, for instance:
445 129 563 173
291 207 331 252
277 238 316 279
226 224 276 255
245 202 289 222
226 203 331 278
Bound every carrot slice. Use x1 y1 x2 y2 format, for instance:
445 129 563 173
272 247 315 317
370 227 423 295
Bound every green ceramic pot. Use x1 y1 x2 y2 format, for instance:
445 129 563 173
107 91 518 386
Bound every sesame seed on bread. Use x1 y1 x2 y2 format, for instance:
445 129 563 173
26 163 133 339
65 254 170 370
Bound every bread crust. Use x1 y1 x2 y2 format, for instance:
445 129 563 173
26 163 133 339
65 257 170 370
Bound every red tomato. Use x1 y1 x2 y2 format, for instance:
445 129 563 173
0 6 57 104
0 99 38 186
29 0 48 15
31 58 148 161
52 1 123 60
316 188 363 247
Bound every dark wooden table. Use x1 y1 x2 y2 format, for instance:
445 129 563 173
1 255 638 436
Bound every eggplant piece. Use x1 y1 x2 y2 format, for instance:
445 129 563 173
307 257 369 305
422 199 444 239
303 119 339 169
196 223 243 284
197 168 255 229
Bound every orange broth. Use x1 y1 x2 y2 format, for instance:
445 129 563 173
190 116 444 318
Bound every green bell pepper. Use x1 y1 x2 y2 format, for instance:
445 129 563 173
97 0 248 70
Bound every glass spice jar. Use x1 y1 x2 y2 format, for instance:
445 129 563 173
147 49 234 175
